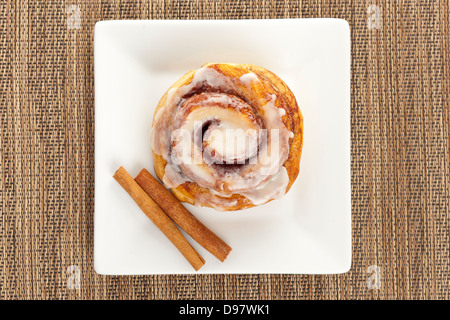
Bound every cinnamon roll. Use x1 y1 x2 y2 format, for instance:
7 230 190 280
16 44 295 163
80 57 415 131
151 63 303 211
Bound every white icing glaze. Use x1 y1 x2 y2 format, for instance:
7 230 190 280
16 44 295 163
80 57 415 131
204 127 259 164
241 166 290 205
193 192 238 211
162 162 190 188
239 72 259 86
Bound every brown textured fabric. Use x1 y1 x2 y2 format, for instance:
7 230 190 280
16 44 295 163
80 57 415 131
0 0 448 300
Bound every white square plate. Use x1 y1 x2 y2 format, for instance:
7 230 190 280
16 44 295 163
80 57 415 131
94 19 351 275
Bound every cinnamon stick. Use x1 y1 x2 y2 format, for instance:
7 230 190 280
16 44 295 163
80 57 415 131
134 168 232 262
113 166 205 271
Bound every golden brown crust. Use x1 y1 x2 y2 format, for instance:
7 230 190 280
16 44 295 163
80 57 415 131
152 63 303 211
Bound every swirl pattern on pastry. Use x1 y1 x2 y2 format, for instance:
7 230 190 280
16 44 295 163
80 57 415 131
151 63 303 211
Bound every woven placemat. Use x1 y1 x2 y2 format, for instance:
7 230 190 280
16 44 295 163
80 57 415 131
0 0 448 300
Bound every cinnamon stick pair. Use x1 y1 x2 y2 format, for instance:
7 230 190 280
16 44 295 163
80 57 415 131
113 166 231 271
